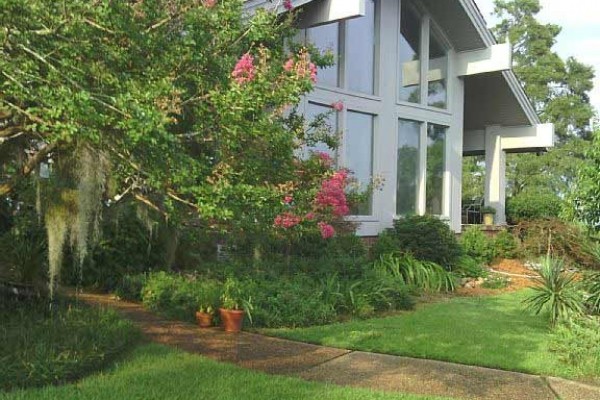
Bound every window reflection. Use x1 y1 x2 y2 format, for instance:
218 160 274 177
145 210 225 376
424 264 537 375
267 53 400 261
428 28 448 108
398 1 421 103
346 0 376 94
426 124 446 215
397 119 421 215
346 111 374 215
306 103 337 160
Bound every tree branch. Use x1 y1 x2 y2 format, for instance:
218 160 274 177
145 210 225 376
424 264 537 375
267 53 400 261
0 141 57 197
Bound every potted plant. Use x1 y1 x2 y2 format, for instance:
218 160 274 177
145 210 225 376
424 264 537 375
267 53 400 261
195 282 221 328
481 206 496 226
219 277 253 333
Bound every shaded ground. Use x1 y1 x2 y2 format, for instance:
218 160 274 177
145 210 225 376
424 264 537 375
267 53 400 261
74 292 600 400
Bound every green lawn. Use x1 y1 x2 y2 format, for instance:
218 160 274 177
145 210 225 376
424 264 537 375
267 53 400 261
263 291 579 379
0 344 451 400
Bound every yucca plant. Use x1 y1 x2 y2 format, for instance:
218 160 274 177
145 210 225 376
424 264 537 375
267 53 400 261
523 257 584 327
374 253 455 292
586 272 600 314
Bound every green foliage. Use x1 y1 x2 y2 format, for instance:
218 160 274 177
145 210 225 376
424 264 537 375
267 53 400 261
141 272 223 322
481 206 496 215
550 317 600 377
452 255 488 278
506 189 562 223
572 130 600 230
0 298 139 391
493 230 519 259
584 272 600 314
374 254 455 293
380 215 462 270
460 227 495 265
114 274 147 302
481 275 510 290
523 257 584 327
515 219 600 269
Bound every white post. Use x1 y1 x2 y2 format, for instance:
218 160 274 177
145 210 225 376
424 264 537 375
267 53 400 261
484 126 506 225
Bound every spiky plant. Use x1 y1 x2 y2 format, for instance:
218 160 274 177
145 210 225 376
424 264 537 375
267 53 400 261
586 272 600 314
374 253 455 292
523 257 584 327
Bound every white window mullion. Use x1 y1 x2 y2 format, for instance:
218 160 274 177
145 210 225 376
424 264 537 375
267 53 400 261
420 15 430 106
417 122 427 215
339 22 347 89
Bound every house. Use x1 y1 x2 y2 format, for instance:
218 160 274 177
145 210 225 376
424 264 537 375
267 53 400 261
245 0 554 236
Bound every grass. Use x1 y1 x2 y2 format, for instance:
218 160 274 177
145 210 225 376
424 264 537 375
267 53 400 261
263 290 585 379
1 344 453 400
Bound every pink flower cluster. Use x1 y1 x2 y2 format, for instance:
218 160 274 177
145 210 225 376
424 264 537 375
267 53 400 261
232 53 255 85
318 222 335 239
202 0 217 7
314 151 333 168
331 101 344 112
274 212 302 228
283 54 317 83
315 170 350 217
283 0 294 10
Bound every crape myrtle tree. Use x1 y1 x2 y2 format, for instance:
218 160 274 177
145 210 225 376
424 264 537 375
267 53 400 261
0 0 354 297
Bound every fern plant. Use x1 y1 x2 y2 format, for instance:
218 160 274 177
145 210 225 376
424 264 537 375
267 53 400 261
523 257 584 327
374 254 455 292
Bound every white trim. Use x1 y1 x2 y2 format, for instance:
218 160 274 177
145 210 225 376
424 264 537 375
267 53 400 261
456 43 512 76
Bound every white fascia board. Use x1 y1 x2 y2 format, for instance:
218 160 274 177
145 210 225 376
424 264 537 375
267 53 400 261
456 43 512 76
298 0 366 27
463 129 485 154
500 123 554 150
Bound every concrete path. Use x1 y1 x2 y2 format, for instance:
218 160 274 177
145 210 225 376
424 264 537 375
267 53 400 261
78 292 600 400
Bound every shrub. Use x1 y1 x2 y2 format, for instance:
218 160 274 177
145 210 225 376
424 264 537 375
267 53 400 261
373 254 455 293
369 230 401 260
460 226 495 265
0 298 139 390
515 219 599 269
114 274 147 301
507 190 562 223
523 257 584 327
550 317 600 377
452 255 488 278
382 215 462 269
493 230 519 259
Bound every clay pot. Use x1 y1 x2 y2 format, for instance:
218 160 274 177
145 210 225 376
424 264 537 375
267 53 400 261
219 308 245 333
195 311 213 328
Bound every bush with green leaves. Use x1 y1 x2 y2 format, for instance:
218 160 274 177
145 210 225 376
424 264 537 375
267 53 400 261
493 230 519 259
452 255 488 278
114 274 148 302
550 317 600 377
523 257 584 327
0 297 139 391
372 215 462 270
506 189 562 223
584 271 600 314
460 226 495 265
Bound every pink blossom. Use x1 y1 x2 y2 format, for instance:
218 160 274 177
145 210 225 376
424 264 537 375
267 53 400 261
315 151 333 167
318 222 336 239
309 62 317 83
274 212 302 229
283 58 295 72
283 0 294 11
305 212 315 220
315 170 350 217
284 195 293 204
232 53 255 85
331 101 344 112
202 0 217 7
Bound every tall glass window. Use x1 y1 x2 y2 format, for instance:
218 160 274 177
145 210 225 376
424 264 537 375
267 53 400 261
398 1 421 103
397 119 421 215
428 28 448 108
426 124 446 215
306 102 337 159
346 111 374 215
346 0 376 94
307 23 339 87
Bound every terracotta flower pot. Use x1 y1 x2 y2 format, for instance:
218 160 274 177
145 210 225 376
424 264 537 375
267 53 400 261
195 311 213 328
219 308 245 333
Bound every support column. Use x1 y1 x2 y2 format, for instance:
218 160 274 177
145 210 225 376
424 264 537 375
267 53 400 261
484 126 506 225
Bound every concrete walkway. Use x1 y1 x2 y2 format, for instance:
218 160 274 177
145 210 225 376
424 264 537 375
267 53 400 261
78 292 600 400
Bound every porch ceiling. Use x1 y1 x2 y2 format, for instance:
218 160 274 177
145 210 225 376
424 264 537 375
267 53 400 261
464 71 532 131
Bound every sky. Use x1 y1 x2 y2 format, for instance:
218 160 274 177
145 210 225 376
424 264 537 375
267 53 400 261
474 0 600 115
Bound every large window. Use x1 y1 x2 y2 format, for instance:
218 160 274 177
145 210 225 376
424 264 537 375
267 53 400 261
397 119 421 215
346 111 374 215
306 0 376 94
398 1 421 103
426 124 446 215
